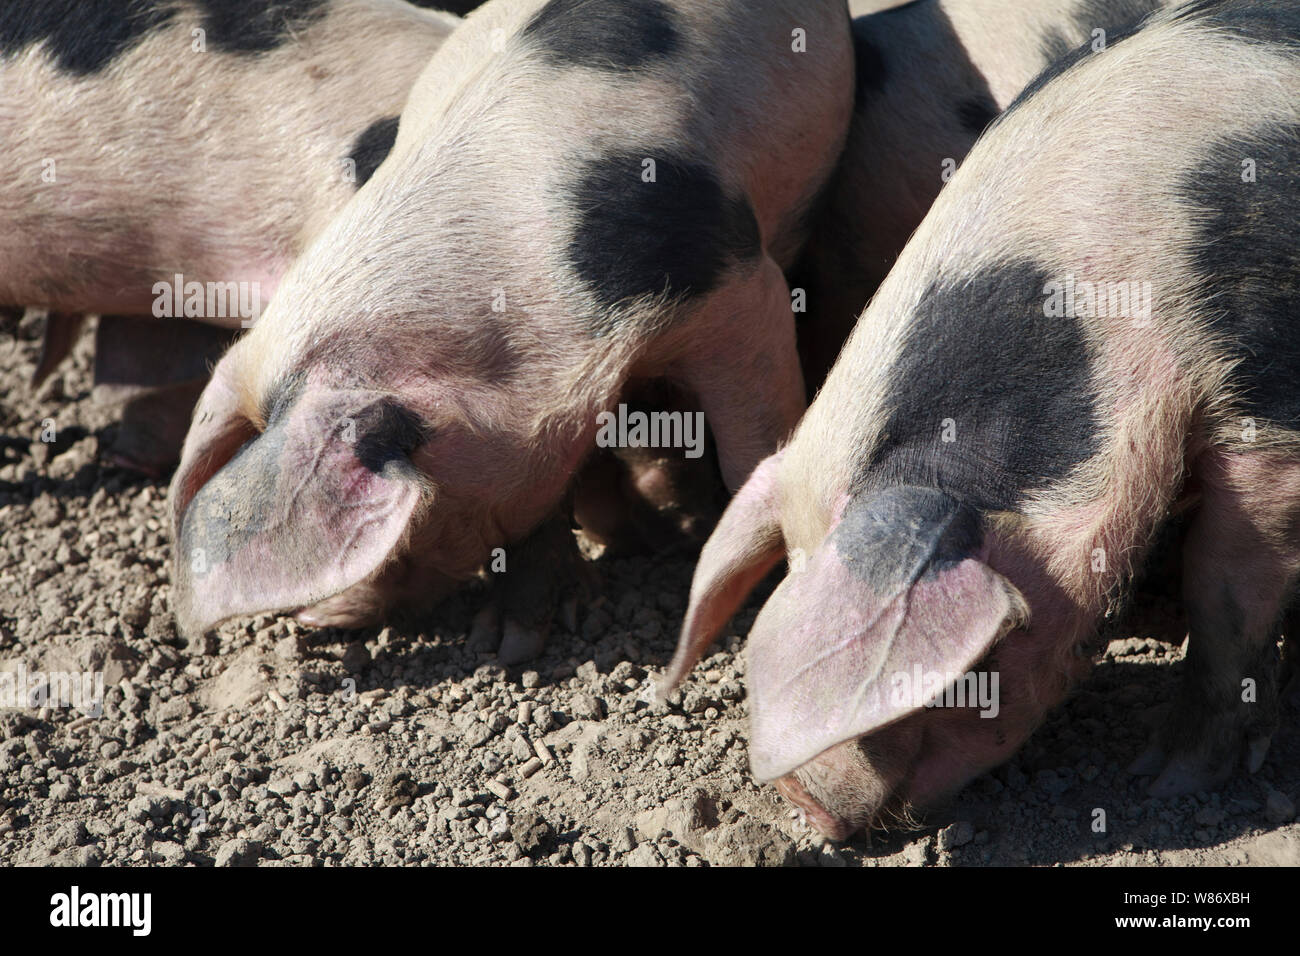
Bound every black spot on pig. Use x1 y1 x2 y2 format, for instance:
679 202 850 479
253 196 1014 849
1176 0 1300 49
523 0 679 72
409 0 486 13
1040 28 1074 65
1075 0 1165 35
349 116 401 188
195 0 329 55
1006 0 1158 121
957 95 999 136
0 0 174 75
566 151 760 332
1183 124 1300 428
867 260 1102 512
833 486 983 595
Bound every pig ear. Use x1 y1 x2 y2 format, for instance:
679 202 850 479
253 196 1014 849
169 385 426 637
746 489 1029 782
658 451 787 698
168 362 257 541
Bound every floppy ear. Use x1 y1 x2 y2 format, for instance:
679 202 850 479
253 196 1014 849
169 380 426 637
745 487 1028 782
168 360 257 543
658 451 786 698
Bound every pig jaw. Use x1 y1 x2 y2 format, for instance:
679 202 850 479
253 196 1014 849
780 726 921 841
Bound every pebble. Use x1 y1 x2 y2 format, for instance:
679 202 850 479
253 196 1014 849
1264 790 1295 824
510 811 553 856
214 839 262 868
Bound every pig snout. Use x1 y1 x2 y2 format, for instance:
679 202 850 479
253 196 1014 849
776 733 917 841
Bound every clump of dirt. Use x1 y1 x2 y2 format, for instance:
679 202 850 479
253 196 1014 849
1 316 1296 866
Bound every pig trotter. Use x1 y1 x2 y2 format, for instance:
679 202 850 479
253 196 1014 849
480 512 594 666
103 380 207 477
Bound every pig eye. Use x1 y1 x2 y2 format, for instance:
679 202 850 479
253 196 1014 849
351 400 428 472
260 373 306 426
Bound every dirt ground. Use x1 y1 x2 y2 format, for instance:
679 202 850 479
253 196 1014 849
1 313 1297 867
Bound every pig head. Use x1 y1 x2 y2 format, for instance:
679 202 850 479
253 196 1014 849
661 457 1096 839
168 0 854 637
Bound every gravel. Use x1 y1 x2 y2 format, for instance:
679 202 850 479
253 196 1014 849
1 316 1298 866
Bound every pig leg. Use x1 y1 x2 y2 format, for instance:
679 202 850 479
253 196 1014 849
1 307 22 339
676 256 804 491
31 311 87 388
585 380 724 553
1133 450 1296 797
479 512 595 666
105 380 207 477
93 316 239 474
573 442 723 555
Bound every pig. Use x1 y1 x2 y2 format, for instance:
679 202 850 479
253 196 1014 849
0 0 470 473
794 0 1179 387
591 0 1184 538
167 0 856 650
661 0 1300 839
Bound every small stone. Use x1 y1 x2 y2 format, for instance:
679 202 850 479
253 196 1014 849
511 811 553 856
127 794 170 822
157 697 193 722
342 770 371 791
153 841 186 865
627 843 664 867
511 734 534 762
463 722 494 748
267 776 298 797
214 838 261 867
570 692 603 721
1265 790 1295 824
716 680 743 701
50 820 86 849
275 636 306 661
382 772 418 809
1193 806 1225 828
938 821 975 850
341 643 370 672
48 782 75 802
653 745 681 768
